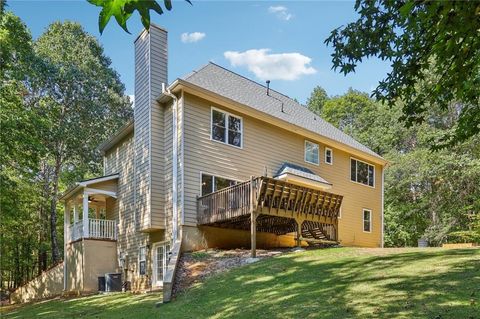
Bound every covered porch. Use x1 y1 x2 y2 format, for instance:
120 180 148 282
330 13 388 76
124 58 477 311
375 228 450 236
197 174 343 257
61 174 119 243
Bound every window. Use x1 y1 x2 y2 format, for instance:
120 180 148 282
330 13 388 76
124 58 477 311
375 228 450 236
211 108 242 148
138 247 146 275
201 174 238 196
325 147 333 165
305 141 319 165
363 209 372 232
351 158 375 187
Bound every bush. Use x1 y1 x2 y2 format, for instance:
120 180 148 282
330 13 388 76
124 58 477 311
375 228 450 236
447 230 480 244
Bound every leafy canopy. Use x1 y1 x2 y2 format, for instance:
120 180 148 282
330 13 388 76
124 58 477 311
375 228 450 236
88 0 191 33
325 0 480 147
306 86 328 115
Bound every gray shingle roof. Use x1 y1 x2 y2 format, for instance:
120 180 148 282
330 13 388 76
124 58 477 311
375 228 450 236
182 62 383 160
275 162 332 186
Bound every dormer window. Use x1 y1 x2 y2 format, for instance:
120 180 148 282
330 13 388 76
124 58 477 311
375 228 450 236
211 108 242 148
325 147 333 165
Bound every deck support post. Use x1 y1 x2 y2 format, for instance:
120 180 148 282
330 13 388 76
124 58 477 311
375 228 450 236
250 176 257 258
296 219 303 247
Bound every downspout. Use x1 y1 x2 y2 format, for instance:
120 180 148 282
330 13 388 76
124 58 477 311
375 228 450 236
162 83 178 242
381 166 385 248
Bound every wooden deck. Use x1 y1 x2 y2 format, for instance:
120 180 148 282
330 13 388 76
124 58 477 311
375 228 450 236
197 176 343 256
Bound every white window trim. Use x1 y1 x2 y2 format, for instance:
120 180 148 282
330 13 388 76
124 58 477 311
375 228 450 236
138 246 146 275
363 208 372 233
210 107 243 149
152 241 171 287
325 147 333 165
350 157 375 188
304 140 320 166
338 203 342 219
199 171 242 197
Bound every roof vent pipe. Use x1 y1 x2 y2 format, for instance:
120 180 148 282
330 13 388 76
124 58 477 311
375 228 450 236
266 80 270 96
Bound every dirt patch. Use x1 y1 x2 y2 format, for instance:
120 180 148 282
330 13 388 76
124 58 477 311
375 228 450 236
172 248 292 297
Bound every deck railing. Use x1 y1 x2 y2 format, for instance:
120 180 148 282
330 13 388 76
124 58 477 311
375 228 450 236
197 176 343 226
68 218 117 242
197 179 257 225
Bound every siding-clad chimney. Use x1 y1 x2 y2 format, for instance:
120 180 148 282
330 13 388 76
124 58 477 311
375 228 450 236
134 25 168 231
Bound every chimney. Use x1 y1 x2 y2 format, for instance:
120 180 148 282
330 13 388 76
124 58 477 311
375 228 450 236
133 25 168 230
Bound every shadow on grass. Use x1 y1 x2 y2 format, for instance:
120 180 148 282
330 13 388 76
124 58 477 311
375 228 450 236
162 248 479 319
3 248 479 319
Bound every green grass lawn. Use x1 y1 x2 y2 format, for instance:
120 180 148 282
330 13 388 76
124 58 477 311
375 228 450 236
2 247 479 319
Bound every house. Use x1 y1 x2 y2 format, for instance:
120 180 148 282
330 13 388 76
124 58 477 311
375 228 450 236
59 25 387 298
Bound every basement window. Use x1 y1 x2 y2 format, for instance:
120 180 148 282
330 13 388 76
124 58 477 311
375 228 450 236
211 108 243 148
201 173 238 196
363 209 372 233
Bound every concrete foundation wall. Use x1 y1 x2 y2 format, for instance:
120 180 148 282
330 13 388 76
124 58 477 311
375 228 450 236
10 263 64 304
66 239 117 292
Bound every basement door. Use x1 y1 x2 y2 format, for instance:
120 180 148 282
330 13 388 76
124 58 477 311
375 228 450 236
152 242 170 287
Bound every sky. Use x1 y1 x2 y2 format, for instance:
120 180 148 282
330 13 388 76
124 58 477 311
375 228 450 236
9 0 391 104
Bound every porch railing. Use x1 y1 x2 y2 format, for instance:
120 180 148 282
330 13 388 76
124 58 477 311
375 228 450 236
68 218 117 242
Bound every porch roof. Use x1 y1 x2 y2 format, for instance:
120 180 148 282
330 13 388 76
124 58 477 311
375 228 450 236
60 173 119 201
274 162 332 190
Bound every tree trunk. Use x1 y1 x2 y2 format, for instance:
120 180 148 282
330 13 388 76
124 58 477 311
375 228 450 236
49 159 62 264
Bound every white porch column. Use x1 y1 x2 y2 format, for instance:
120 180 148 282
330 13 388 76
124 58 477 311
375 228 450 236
83 192 89 238
73 198 79 224
63 200 70 291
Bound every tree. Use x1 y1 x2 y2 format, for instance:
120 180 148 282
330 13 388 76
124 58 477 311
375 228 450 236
32 21 132 262
1 13 132 289
0 11 47 288
310 85 480 247
325 0 480 147
306 86 328 115
87 0 191 33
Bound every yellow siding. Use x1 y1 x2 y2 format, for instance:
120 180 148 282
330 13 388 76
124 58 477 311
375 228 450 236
183 93 383 248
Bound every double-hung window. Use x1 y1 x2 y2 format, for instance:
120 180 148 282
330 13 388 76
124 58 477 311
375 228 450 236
351 158 375 187
201 174 238 196
211 108 242 148
325 147 333 165
304 141 319 165
363 209 372 232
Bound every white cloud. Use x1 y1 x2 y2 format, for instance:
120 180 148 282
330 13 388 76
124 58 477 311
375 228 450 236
268 6 293 21
181 32 206 43
128 95 135 107
224 49 317 81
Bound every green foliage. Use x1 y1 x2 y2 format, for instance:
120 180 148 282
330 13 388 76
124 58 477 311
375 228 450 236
313 86 480 247
0 12 132 290
88 0 191 33
447 231 480 244
325 0 480 147
306 86 328 115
